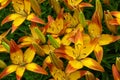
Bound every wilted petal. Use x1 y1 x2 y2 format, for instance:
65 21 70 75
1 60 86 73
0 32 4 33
103 0 110 5
1 13 21 25
68 70 87 80
81 58 104 72
94 45 103 63
111 11 120 18
24 46 36 63
27 13 45 24
12 15 26 33
16 66 25 80
0 60 7 68
10 40 23 64
99 34 120 45
26 63 47 75
0 65 18 79
104 10 117 34
65 60 83 74
112 64 120 80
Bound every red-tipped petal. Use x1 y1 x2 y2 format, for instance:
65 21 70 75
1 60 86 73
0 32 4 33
27 13 45 24
0 0 11 10
111 11 120 18
79 2 93 8
24 46 36 63
10 40 23 64
1 13 21 26
12 16 26 33
65 60 83 74
112 64 120 80
0 65 18 79
26 63 48 75
81 58 104 72
94 45 103 63
109 18 120 25
16 66 25 80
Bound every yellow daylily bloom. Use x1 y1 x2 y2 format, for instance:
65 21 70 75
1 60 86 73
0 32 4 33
1 0 45 33
0 0 11 10
0 40 47 80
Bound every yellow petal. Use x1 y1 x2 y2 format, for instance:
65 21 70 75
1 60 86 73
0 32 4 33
27 13 45 24
0 0 11 10
1 13 21 25
94 45 103 63
78 38 98 59
24 46 36 63
112 64 120 80
10 40 23 64
99 34 120 45
0 45 7 53
16 66 25 80
12 15 26 33
81 58 104 72
42 45 55 54
24 0 31 15
61 33 71 45
67 0 82 6
65 60 83 74
0 65 18 79
25 63 47 75
0 60 7 68
88 22 101 38
68 70 87 80
104 10 117 34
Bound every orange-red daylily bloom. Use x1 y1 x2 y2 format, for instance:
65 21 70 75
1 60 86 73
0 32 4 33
1 0 45 33
0 0 11 10
0 40 47 80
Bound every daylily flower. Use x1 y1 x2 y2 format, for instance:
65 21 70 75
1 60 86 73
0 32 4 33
43 56 87 80
63 0 93 10
54 27 104 74
0 40 47 80
1 0 45 33
0 0 11 10
18 23 46 56
88 0 120 63
112 57 120 80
